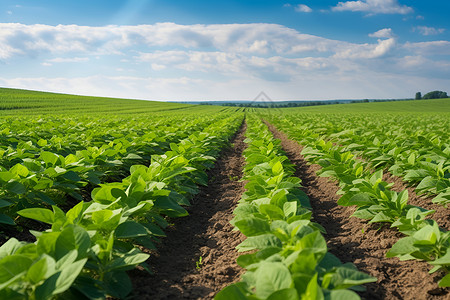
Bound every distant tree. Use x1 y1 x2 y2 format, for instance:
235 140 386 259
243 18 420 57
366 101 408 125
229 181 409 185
422 90 448 99
415 92 422 100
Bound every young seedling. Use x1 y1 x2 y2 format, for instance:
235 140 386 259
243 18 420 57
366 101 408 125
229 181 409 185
196 256 203 270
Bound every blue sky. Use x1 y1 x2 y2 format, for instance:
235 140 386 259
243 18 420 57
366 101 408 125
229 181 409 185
0 0 449 101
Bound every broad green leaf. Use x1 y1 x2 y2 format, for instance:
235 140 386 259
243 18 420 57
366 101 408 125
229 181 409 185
18 208 55 224
0 214 15 225
40 151 59 166
115 221 149 238
6 181 26 195
104 271 132 299
235 217 271 237
55 225 91 260
0 238 24 258
0 254 33 283
255 262 293 299
438 273 450 287
10 164 29 177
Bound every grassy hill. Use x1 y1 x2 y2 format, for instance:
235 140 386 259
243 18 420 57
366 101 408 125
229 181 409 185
0 88 228 115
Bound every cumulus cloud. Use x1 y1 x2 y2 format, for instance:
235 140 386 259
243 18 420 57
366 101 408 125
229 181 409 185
332 0 413 15
369 28 394 38
413 26 445 36
295 4 313 13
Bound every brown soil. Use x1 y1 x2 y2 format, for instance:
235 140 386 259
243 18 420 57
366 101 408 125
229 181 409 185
382 172 450 230
129 122 247 300
265 121 449 300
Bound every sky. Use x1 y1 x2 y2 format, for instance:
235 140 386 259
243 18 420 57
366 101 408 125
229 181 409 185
0 0 449 101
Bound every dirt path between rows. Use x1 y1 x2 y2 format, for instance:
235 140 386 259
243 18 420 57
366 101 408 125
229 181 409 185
264 120 449 300
129 122 247 300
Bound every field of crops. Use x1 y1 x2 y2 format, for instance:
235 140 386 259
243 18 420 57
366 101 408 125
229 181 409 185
0 87 449 299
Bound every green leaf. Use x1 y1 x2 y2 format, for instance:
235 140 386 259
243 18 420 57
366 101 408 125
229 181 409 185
0 238 24 258
236 234 282 252
272 161 283 175
386 237 417 258
215 282 249 300
36 258 87 299
26 257 49 284
6 181 26 195
283 202 297 219
0 214 15 225
235 217 271 237
327 289 360 300
254 262 293 299
0 254 33 283
10 164 29 177
430 250 450 265
40 151 59 166
55 225 91 260
104 271 132 299
304 273 324 300
62 171 81 181
106 248 149 272
267 288 299 300
18 208 55 224
0 200 11 209
115 221 149 239
438 273 450 287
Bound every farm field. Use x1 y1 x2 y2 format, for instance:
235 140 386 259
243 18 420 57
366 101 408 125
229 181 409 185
0 88 449 299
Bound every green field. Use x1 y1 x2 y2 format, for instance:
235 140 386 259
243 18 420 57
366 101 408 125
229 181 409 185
0 87 237 115
280 98 450 113
0 87 449 299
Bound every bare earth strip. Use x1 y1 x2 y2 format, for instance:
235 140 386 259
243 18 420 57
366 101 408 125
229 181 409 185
265 121 449 300
129 122 247 300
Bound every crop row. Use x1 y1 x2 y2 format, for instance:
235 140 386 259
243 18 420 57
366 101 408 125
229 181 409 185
267 117 450 288
216 117 375 300
272 113 449 206
0 114 233 225
0 114 243 299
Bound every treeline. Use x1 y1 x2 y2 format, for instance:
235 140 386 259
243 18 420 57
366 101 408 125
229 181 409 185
416 90 448 100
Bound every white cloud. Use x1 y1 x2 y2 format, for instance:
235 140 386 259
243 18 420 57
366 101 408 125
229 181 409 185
0 22 449 100
7 11 12 15
334 37 397 59
332 0 413 15
403 40 450 55
369 28 394 38
295 4 313 13
47 57 89 63
413 26 445 36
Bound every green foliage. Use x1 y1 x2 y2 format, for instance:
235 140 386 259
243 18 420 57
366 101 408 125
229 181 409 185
0 112 244 299
216 117 375 299
422 90 448 100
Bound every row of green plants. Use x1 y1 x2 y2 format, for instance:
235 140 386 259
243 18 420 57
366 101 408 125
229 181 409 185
0 114 244 299
0 114 227 225
267 117 450 288
216 117 375 300
272 114 449 206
